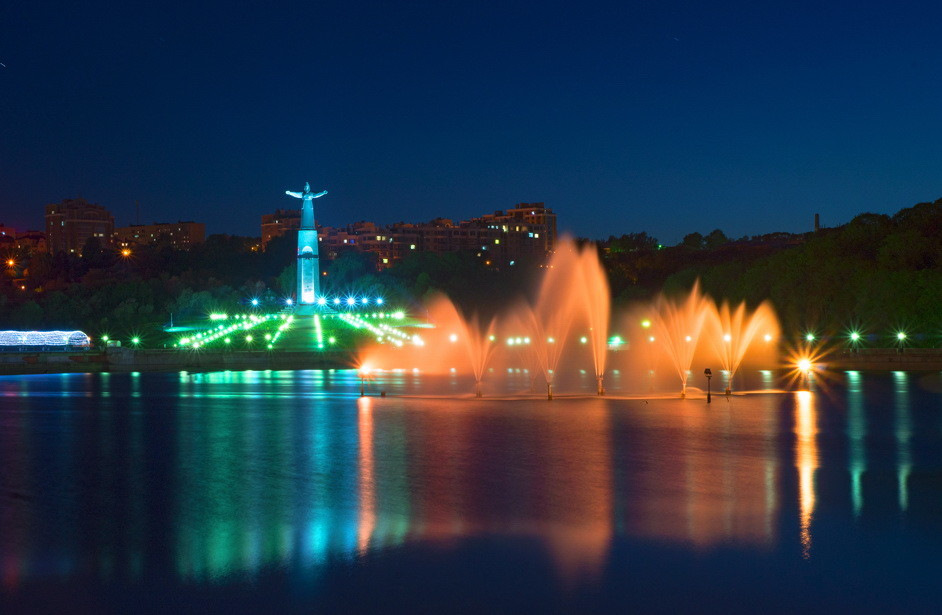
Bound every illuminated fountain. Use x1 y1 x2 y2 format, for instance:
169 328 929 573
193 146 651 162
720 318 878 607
649 281 712 398
445 304 500 398
353 236 778 399
575 245 611 396
705 300 780 395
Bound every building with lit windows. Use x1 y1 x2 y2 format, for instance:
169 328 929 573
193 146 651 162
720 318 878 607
318 203 557 269
260 202 556 268
114 221 206 250
260 209 301 249
44 198 114 255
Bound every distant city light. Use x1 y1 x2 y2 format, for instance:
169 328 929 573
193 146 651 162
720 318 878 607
805 333 815 342
121 249 131 257
328 337 336 344
580 336 588 344
317 297 327 305
797 358 812 372
5 259 13 267
333 298 341 305
361 297 369 304
648 336 656 342
251 298 259 306
131 337 140 345
449 334 458 342
640 319 651 328
245 335 253 342
102 335 110 342
346 297 356 306
897 331 907 341
285 298 293 306
850 332 861 341
376 298 384 305
764 334 773 342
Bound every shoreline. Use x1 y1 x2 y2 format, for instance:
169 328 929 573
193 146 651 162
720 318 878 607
0 347 358 376
1 347 941 377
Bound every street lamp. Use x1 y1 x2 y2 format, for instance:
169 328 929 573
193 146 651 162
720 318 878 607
704 368 712 404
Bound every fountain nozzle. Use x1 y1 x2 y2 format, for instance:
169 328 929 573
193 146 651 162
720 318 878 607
596 375 605 396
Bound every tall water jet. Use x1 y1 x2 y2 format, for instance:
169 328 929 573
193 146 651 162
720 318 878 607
513 241 581 399
705 299 779 394
576 245 610 395
650 281 712 398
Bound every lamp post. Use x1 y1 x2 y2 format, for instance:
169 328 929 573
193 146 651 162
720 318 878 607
704 368 712 404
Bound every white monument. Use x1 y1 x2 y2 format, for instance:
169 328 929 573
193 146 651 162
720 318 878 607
285 182 327 307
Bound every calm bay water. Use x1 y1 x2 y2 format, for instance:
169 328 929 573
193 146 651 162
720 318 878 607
1 369 941 612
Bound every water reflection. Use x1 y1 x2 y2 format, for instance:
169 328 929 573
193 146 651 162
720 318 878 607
1 369 941 603
846 371 866 517
893 372 912 512
794 390 818 559
619 398 779 548
357 397 375 555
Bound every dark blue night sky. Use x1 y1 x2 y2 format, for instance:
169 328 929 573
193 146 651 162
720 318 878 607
2 1 941 243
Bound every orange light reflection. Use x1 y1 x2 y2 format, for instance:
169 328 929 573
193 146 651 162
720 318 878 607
357 397 375 555
795 391 818 559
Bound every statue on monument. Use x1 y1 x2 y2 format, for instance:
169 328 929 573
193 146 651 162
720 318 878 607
285 182 327 206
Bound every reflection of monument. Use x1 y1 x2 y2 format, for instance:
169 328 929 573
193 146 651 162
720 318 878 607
285 182 328 306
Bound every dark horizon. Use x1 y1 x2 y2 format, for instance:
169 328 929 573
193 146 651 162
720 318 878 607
3 1 942 243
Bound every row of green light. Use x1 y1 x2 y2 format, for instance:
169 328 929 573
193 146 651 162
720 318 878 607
322 310 407 321
313 314 325 349
338 313 410 347
178 314 281 348
267 315 295 349
805 330 908 344
375 321 413 345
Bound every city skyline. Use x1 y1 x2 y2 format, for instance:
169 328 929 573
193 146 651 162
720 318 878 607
3 2 942 243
